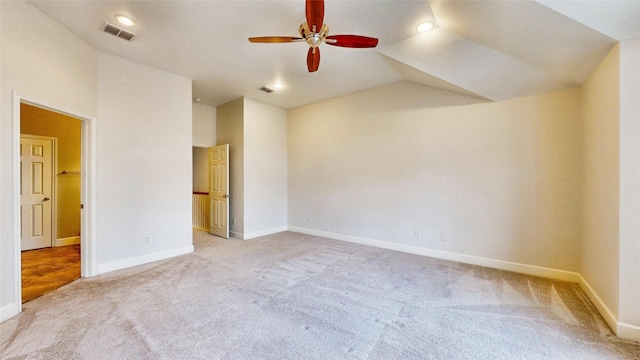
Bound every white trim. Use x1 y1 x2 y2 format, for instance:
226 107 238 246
11 93 23 318
617 322 640 343
242 226 288 240
10 91 96 322
10 132 58 318
575 274 618 334
0 302 21 323
97 246 195 274
288 226 581 283
54 236 81 247
82 114 98 277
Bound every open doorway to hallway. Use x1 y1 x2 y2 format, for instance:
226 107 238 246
192 146 210 232
20 103 82 302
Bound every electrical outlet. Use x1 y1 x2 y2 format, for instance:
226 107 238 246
143 236 151 245
440 233 447 242
233 218 237 225
414 229 421 238
307 216 311 224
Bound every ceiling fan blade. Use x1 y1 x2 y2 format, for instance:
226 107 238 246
307 47 320 72
306 0 324 33
248 36 303 43
325 35 379 48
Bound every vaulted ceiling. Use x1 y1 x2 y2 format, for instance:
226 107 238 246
30 1 640 109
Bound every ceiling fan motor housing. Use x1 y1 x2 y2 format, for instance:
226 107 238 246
299 23 329 48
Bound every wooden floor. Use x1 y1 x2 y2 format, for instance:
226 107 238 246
21 245 81 303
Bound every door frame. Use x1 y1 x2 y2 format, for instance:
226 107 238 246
20 134 58 250
12 91 97 311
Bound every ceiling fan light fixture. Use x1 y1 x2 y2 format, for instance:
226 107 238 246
416 21 435 33
115 14 136 27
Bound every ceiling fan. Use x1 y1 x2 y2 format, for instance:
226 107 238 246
248 0 379 72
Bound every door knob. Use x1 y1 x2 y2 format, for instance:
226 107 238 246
43 197 50 201
223 194 231 199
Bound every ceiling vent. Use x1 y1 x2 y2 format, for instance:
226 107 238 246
101 22 135 41
258 86 274 93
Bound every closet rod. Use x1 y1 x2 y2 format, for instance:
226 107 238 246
58 170 80 175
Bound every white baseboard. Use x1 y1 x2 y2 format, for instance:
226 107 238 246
243 226 288 240
288 226 581 283
576 274 618 335
0 302 21 323
6 225 639 343
54 236 81 247
97 245 194 275
230 226 288 240
617 322 640 343
288 226 640 342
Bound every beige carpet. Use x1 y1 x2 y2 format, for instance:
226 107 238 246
1 230 639 359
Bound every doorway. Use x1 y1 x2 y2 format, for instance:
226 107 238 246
20 103 82 302
192 146 210 232
192 145 230 238
12 94 95 309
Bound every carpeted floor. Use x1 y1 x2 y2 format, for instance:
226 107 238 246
1 230 639 359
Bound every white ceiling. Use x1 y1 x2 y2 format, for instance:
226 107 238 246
28 0 640 109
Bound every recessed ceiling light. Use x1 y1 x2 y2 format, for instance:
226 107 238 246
272 83 284 89
416 21 435 33
115 14 136 27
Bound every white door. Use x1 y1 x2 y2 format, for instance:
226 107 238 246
21 136 54 250
209 144 230 238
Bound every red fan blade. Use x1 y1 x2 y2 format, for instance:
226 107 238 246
325 35 379 48
307 47 320 72
248 36 303 43
306 0 324 33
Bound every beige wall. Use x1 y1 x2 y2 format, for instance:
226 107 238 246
244 98 288 235
217 98 245 235
2 1 194 319
580 45 620 322
1 0 98 313
288 81 582 271
215 97 288 238
192 102 217 193
192 147 209 193
21 103 82 240
618 37 640 334
96 52 193 268
193 102 216 147
579 39 640 340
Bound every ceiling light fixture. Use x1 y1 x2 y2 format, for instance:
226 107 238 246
115 14 136 27
416 21 435 33
272 83 284 90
